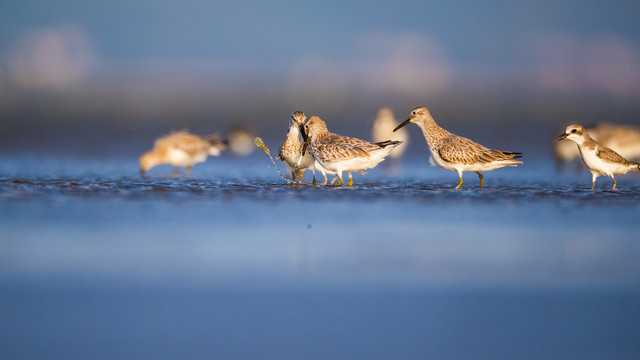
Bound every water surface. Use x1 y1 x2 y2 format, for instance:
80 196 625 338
1 153 639 359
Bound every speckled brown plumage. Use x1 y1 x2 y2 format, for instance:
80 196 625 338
393 106 522 189
277 111 315 181
436 136 522 165
304 116 402 186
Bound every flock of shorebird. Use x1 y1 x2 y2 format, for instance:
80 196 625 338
139 106 640 190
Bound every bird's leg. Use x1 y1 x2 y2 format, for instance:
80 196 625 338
336 173 343 186
331 175 339 185
309 167 316 185
322 172 328 185
591 174 596 190
291 169 296 182
455 171 463 189
173 167 180 177
348 172 353 187
612 176 617 190
476 172 484 188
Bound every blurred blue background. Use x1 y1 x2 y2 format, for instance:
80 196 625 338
2 0 640 152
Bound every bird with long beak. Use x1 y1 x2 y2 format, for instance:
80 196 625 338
558 124 640 190
276 111 316 183
302 116 401 186
139 130 226 176
394 106 522 189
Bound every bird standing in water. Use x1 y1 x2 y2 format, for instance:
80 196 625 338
394 106 522 189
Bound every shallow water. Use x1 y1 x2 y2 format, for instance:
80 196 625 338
1 152 640 359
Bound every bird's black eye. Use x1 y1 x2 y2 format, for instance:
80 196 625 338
412 111 416 115
571 129 577 133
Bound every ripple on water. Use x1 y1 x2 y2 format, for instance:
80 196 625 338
1 176 639 206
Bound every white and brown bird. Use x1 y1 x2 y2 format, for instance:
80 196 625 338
276 111 315 182
139 130 226 176
394 106 522 189
558 124 640 190
303 116 401 186
553 122 640 167
371 107 409 160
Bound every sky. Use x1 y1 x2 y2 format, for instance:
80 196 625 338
2 0 640 130
2 1 640 68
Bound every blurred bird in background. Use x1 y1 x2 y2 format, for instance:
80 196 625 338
227 125 256 156
139 130 227 176
371 107 409 161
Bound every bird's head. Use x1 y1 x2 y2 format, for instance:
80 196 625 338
394 106 432 132
557 124 587 144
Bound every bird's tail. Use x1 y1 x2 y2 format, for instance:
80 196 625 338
633 162 640 171
502 151 523 160
206 133 229 150
204 133 229 157
375 140 403 148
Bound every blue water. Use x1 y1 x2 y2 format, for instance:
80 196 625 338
1 152 640 359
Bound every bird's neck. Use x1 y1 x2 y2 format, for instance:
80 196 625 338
288 124 301 138
416 116 446 147
313 129 331 139
578 135 597 151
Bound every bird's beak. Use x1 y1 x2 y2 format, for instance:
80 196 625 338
393 118 412 132
299 124 308 143
302 135 310 155
557 133 568 141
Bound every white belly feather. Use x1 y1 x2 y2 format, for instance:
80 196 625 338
168 148 207 167
317 147 394 173
428 147 517 173
580 147 629 176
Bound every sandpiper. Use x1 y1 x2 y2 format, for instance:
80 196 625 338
371 107 409 160
139 130 225 176
303 116 401 186
393 106 522 189
558 124 640 190
276 111 315 182
554 123 640 168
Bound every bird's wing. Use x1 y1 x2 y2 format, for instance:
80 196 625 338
596 145 633 165
276 138 287 160
171 133 212 154
437 136 518 164
316 135 371 161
